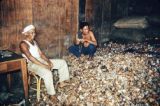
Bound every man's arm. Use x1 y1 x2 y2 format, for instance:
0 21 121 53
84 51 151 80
19 41 51 70
38 48 53 68
74 33 81 45
84 31 97 46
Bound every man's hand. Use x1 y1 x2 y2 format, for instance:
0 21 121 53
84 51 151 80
75 38 81 45
41 61 53 70
42 64 52 70
47 60 53 69
83 39 90 42
79 39 85 43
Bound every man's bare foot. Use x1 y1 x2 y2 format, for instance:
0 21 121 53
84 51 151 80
49 95 59 103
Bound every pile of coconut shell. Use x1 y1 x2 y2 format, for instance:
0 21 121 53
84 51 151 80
28 42 160 106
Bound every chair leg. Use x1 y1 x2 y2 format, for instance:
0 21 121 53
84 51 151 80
37 78 41 101
34 75 39 101
28 75 30 86
28 72 42 101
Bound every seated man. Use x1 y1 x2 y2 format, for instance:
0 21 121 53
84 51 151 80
68 22 97 60
19 25 70 102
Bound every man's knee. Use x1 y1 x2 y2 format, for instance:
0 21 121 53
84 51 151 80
69 45 78 52
89 44 96 51
60 59 67 66
69 45 81 57
68 46 73 52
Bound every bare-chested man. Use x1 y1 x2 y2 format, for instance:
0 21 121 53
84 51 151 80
69 22 97 60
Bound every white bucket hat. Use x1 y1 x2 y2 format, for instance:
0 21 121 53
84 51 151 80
22 25 35 34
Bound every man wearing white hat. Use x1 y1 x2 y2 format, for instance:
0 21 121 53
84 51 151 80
20 25 70 102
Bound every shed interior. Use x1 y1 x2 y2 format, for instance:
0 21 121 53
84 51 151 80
0 0 160 105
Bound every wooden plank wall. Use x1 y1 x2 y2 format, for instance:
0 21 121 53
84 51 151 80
0 0 32 52
0 0 78 57
32 0 78 57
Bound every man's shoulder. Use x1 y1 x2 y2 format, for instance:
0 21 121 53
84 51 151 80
20 40 29 48
89 31 94 36
20 40 25 45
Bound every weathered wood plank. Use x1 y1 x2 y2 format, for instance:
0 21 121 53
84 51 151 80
32 0 78 57
0 0 32 52
0 0 78 57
